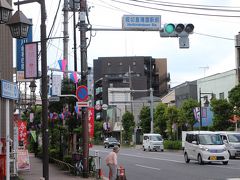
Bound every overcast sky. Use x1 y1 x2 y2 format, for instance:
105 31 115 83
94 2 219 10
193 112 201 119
14 0 240 87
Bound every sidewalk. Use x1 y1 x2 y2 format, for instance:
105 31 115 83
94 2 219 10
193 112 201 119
18 153 97 180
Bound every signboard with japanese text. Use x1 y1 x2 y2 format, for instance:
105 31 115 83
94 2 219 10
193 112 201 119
122 15 161 30
24 42 38 79
18 121 27 148
17 149 30 171
52 75 62 96
0 80 19 100
16 19 32 71
88 107 94 138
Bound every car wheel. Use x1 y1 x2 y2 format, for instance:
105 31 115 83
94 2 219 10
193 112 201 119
161 149 164 152
198 154 204 165
143 146 146 151
184 152 190 163
104 145 106 148
222 161 228 165
148 146 151 152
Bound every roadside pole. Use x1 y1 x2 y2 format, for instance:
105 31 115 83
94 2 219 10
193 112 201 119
79 0 89 177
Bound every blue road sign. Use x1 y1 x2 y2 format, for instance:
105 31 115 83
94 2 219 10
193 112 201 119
76 85 88 102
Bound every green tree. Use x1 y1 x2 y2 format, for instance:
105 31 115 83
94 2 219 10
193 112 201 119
210 98 233 130
139 106 151 133
165 106 179 140
229 84 240 116
180 99 199 130
122 111 135 144
154 103 168 138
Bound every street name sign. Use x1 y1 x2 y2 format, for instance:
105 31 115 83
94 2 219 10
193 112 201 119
0 80 19 100
49 96 60 102
122 15 161 30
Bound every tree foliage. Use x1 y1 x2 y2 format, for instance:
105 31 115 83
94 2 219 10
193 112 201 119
180 99 198 130
210 98 233 130
154 103 168 137
122 111 135 144
139 106 151 133
165 106 179 140
229 84 240 116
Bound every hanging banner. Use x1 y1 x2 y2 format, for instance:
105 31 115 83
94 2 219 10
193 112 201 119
17 149 30 171
88 107 94 138
24 42 38 79
18 121 27 148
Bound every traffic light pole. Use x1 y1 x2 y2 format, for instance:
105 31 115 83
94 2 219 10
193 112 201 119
79 0 89 177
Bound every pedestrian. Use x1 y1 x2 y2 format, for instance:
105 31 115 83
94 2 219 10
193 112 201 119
105 146 120 180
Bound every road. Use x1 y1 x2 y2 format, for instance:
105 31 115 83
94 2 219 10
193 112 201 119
90 146 240 180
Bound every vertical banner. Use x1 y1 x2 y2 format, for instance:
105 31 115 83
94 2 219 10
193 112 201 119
16 19 33 82
88 107 94 148
24 42 38 79
18 121 27 148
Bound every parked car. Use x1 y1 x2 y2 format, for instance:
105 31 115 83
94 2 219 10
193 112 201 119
104 137 120 148
216 131 240 159
184 131 229 165
142 133 164 152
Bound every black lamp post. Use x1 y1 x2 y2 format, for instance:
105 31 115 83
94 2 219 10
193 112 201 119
29 80 37 93
0 0 12 24
6 1 49 179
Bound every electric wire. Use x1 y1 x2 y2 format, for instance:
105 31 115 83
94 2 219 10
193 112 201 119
110 0 240 17
130 0 240 12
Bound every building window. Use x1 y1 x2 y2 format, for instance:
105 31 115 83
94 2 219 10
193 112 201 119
219 92 224 99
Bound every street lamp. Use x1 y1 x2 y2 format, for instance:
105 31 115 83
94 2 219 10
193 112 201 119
7 0 49 179
0 0 12 24
29 80 37 93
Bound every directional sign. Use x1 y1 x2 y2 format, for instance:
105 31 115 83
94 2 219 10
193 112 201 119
76 85 88 102
0 80 19 100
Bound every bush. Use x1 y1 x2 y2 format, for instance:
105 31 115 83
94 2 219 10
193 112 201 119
49 148 59 160
63 155 72 164
164 140 181 150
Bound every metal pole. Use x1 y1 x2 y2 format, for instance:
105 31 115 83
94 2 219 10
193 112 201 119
73 0 77 72
6 99 10 180
199 88 202 130
63 0 69 73
150 88 154 133
79 0 89 177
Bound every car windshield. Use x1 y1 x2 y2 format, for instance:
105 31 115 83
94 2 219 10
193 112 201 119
108 138 117 142
150 136 162 141
198 134 223 145
228 134 240 143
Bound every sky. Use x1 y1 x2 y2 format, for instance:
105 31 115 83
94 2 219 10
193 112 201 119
13 0 240 87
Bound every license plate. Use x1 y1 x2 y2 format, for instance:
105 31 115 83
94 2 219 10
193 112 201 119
210 156 217 160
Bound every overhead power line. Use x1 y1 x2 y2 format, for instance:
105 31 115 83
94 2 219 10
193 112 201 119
110 0 240 17
130 0 240 12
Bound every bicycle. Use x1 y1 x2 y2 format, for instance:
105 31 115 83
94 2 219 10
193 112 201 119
74 159 83 176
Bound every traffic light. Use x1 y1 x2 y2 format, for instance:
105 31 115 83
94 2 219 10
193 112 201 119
160 23 194 37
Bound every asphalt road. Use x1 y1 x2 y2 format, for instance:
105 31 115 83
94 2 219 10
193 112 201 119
90 146 240 180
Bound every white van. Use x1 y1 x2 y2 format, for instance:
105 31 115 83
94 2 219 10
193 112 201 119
217 131 240 158
142 133 164 152
184 131 229 165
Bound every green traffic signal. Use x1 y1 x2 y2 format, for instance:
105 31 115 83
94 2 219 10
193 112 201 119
164 23 175 34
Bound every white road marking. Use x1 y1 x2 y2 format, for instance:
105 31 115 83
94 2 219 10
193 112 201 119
135 164 161 171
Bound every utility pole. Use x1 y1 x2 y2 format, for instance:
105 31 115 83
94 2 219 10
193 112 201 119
79 0 89 177
63 0 69 73
235 32 240 83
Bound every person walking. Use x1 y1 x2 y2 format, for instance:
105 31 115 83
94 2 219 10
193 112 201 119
105 146 120 180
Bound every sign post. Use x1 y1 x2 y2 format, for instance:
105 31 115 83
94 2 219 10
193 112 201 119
0 80 19 180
